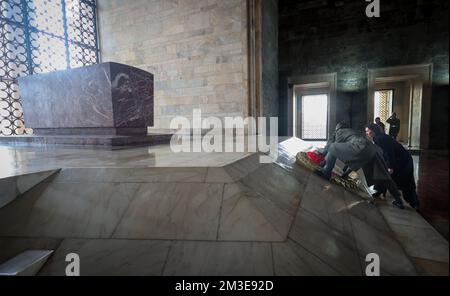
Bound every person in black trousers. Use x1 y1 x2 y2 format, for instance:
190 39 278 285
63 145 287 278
315 122 406 209
365 123 420 209
386 113 401 140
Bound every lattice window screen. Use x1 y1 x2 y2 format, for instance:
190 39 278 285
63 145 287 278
0 0 99 136
301 94 328 140
374 90 393 124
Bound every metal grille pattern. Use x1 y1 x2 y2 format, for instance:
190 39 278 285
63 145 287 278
374 90 393 124
302 124 328 140
301 94 328 140
0 0 98 135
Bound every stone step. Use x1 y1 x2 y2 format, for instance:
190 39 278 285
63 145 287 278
0 169 61 209
0 250 54 276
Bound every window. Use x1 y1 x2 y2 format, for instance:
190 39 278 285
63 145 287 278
0 0 99 135
374 89 393 124
301 94 328 140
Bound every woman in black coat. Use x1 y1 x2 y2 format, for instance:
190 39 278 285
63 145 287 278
365 123 420 209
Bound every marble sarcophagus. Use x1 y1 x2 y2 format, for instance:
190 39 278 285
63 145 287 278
0 62 172 148
19 62 154 136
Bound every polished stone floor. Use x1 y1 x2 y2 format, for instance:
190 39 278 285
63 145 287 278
415 153 449 240
0 142 250 178
0 138 447 276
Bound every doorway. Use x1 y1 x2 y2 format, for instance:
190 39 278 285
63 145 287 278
374 83 411 145
368 64 433 149
299 94 329 140
287 73 337 140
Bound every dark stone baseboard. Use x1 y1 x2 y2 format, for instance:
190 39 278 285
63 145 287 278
0 133 173 150
33 127 149 136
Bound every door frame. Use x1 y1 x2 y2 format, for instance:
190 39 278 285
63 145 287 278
368 64 433 149
296 90 330 140
287 73 337 140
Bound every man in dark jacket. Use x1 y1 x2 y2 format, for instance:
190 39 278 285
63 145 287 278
365 123 420 209
386 113 401 140
375 117 386 134
315 122 405 209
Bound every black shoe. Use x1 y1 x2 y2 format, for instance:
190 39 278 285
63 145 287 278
314 169 331 181
392 200 405 210
341 166 353 179
341 172 351 179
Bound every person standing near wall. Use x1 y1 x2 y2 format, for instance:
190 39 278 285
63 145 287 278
386 113 401 140
375 117 386 134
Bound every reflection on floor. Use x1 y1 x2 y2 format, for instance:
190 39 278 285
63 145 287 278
0 142 251 178
415 153 449 240
0 138 447 276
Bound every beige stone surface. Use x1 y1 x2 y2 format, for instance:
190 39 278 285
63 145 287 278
113 182 223 240
38 239 171 276
0 138 445 276
163 241 273 276
98 0 249 129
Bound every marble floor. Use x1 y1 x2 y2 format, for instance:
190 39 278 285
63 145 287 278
0 137 325 177
0 143 250 179
414 153 449 240
0 138 447 276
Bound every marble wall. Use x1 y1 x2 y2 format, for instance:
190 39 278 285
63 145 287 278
261 0 279 119
19 62 154 134
98 0 249 128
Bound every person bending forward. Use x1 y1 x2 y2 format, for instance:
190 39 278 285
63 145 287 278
315 122 405 209
365 123 420 209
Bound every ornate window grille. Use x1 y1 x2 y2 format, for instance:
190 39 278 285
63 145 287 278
374 89 394 124
301 94 329 140
0 0 99 135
